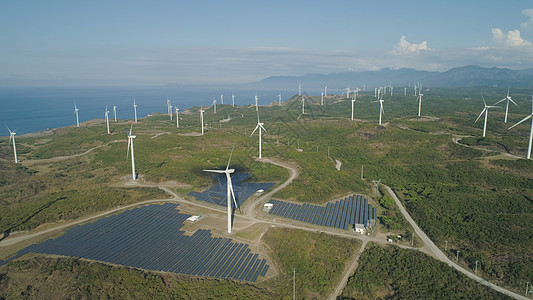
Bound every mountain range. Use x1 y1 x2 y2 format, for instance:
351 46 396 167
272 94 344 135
253 65 533 89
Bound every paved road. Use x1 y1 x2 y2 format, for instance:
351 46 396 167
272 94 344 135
382 184 528 300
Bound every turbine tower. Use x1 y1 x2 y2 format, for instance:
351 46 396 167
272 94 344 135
232 93 235 107
346 86 350 98
133 98 138 123
6 126 17 163
324 85 327 96
321 92 324 105
508 94 533 159
74 103 79 127
351 93 356 121
113 105 117 122
126 125 136 180
203 143 240 233
221 94 224 104
475 96 499 138
254 95 258 112
105 106 110 134
417 90 424 117
212 99 217 114
373 94 384 125
250 110 267 159
494 88 518 123
278 93 282 105
200 105 205 135
301 97 305 114
169 103 173 120
298 83 301 96
176 107 179 128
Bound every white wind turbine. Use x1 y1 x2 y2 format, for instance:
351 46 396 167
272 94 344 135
125 125 137 180
417 90 424 117
254 95 258 111
105 106 110 134
74 103 79 127
324 85 327 96
373 94 385 125
113 105 117 122
203 143 240 233
6 126 18 163
494 88 518 123
508 94 533 159
346 86 350 98
321 92 324 105
298 83 301 96
200 105 205 135
166 97 171 115
250 110 267 159
278 93 282 105
169 103 173 120
301 97 306 114
133 98 138 123
175 107 179 128
232 93 235 107
475 96 499 138
212 99 217 114
221 94 224 104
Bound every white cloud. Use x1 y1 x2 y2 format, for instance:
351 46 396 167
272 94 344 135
521 8 533 29
491 28 533 49
389 36 431 56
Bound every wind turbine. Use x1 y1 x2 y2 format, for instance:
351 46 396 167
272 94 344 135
324 85 327 96
125 125 136 180
113 105 117 122
175 107 179 128
250 110 267 159
212 99 217 114
301 97 306 114
298 83 301 96
200 105 205 135
321 92 324 105
232 93 235 107
203 143 240 233
6 126 18 163
372 94 384 125
475 96 499 138
417 90 424 117
494 88 518 123
133 98 138 123
221 94 224 104
169 103 173 120
346 86 350 98
508 94 533 159
254 95 258 111
278 93 282 105
105 106 110 134
74 103 79 127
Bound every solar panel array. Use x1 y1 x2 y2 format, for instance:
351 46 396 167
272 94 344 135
267 194 377 230
0 203 268 282
188 173 274 208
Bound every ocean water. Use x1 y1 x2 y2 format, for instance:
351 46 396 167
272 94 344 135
0 86 300 136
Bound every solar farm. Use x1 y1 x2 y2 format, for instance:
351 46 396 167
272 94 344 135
0 203 269 282
266 194 377 230
188 172 274 207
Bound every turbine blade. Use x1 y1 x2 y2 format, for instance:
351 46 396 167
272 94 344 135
508 97 518 106
475 108 486 123
494 98 506 105
226 141 236 171
259 124 267 131
203 169 226 173
482 95 487 107
508 115 532 130
127 138 131 161
129 124 133 136
227 175 240 213
250 124 259 137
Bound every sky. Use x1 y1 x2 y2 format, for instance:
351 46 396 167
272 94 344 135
1 1 533 86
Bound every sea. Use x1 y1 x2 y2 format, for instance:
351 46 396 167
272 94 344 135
0 86 308 136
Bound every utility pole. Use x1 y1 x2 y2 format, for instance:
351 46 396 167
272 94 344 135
293 268 296 300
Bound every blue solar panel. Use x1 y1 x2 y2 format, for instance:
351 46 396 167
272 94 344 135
0 204 268 282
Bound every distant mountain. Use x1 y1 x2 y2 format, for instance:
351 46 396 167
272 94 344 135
253 66 533 89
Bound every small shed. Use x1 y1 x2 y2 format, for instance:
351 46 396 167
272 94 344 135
186 215 200 222
263 203 274 211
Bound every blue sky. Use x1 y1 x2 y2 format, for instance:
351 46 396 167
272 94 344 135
1 1 532 86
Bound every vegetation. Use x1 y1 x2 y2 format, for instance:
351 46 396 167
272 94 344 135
0 255 274 299
340 243 511 299
262 227 359 299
